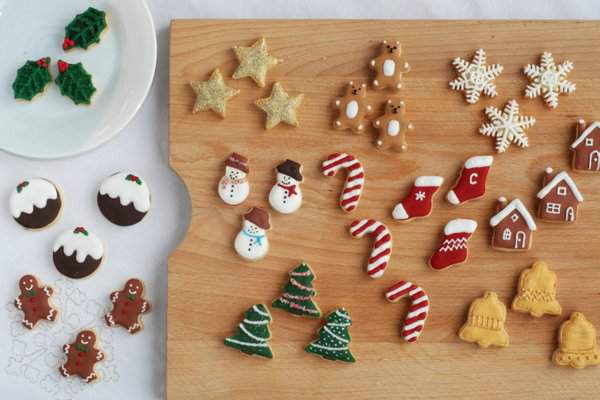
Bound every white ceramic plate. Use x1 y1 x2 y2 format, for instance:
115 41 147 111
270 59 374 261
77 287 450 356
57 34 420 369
0 0 156 159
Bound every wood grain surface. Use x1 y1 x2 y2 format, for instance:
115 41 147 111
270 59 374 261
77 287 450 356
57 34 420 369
168 20 600 400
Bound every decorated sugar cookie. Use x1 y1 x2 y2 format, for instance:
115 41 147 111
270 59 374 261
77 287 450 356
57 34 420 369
59 330 104 383
98 172 151 226
62 7 108 51
524 52 575 109
10 178 62 230
321 152 365 213
459 291 509 348
489 197 537 251
232 37 281 88
446 155 494 205
349 219 393 279
372 99 415 152
429 219 477 271
272 262 320 318
218 153 250 206
53 227 104 279
190 68 239 117
512 261 561 318
571 119 600 172
305 308 356 363
392 176 444 222
333 82 373 134
224 304 273 359
12 58 52 101
255 82 303 129
14 275 58 330
479 100 535 153
55 60 96 105
268 159 303 214
449 48 503 104
536 167 583 222
369 40 411 90
553 312 600 369
105 278 151 334
234 207 271 261
385 280 429 343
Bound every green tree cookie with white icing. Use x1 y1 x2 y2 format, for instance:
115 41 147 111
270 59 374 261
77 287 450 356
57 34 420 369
224 304 273 359
12 58 52 101
305 308 356 363
55 60 96 105
272 262 321 318
63 7 107 50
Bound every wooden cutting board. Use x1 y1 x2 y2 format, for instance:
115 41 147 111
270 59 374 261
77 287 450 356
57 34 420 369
168 20 600 400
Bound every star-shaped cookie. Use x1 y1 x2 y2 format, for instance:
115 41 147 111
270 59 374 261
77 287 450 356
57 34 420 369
233 38 281 87
190 68 239 117
255 82 303 129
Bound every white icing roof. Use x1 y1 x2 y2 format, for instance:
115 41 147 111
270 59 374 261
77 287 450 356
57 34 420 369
53 227 104 263
571 121 600 149
489 198 537 231
99 172 151 213
536 171 584 202
9 178 58 218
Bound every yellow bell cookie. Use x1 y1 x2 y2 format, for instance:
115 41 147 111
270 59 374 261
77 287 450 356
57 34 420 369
459 291 509 348
553 312 600 369
512 261 561 318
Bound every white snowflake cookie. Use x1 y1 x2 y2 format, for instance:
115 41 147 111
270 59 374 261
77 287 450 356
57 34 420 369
479 99 536 153
523 52 575 109
449 49 503 104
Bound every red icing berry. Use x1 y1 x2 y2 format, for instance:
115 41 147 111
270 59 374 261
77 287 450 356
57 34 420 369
58 60 70 73
63 37 75 50
36 58 49 68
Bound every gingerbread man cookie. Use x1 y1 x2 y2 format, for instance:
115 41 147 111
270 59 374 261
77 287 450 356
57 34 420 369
333 81 373 134
373 99 414 152
14 275 58 329
105 278 151 334
369 40 411 90
59 330 104 383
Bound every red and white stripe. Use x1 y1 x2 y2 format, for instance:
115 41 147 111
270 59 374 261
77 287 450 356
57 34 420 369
349 219 392 278
385 280 429 342
322 153 365 212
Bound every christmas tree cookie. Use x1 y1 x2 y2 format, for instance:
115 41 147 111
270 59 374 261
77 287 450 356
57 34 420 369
272 262 321 318
12 58 52 101
305 308 356 363
55 60 96 105
224 304 273 359
63 7 108 51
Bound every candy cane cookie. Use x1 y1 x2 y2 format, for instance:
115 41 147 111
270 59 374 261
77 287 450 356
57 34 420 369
385 280 429 342
321 152 365 212
349 219 392 278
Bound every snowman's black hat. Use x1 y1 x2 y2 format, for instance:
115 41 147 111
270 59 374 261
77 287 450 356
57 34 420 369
276 159 303 181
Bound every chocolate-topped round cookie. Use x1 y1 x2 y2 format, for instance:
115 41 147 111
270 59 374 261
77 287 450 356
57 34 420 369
97 172 150 226
9 178 62 230
53 227 104 279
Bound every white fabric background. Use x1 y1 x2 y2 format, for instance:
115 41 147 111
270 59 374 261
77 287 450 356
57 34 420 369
1 0 599 399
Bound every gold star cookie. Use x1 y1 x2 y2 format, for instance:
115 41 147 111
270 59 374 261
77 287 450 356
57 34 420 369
190 68 239 117
255 82 303 129
233 38 282 87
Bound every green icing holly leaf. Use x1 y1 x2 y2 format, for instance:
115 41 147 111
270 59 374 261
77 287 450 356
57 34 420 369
55 60 96 105
63 7 107 50
12 58 52 101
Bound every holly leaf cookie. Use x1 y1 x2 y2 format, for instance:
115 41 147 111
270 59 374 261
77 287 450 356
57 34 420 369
63 7 108 50
55 60 96 105
254 82 303 129
12 58 52 101
232 37 281 87
190 68 240 117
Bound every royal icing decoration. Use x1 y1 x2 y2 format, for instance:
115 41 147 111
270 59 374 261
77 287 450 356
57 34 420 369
305 308 356 363
385 280 429 343
429 219 477 271
232 37 281 88
373 99 415 152
392 176 443 222
55 60 96 105
190 68 239 117
321 152 365 213
272 262 321 318
459 291 509 348
218 153 250 206
234 207 271 261
553 312 600 369
524 52 575 109
14 275 58 330
571 119 600 172
490 197 537 251
53 227 104 279
349 219 392 279
224 304 273 359
255 82 303 129
105 279 151 334
98 172 151 226
446 155 494 205
59 330 105 383
536 167 583 222
512 261 562 318
268 159 303 214
449 48 503 104
333 82 373 134
12 58 52 101
369 41 411 90
479 99 535 153
10 178 62 229
63 7 107 50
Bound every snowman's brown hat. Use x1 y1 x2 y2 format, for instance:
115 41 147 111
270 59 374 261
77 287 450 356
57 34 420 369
243 207 271 230
276 159 303 181
225 153 249 173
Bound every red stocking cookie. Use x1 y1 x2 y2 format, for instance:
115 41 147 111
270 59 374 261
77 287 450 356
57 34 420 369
105 278 151 334
369 40 411 90
59 330 104 383
429 219 477 271
446 155 494 205
14 275 58 329
332 82 373 134
392 176 444 222
349 219 392 278
385 280 429 342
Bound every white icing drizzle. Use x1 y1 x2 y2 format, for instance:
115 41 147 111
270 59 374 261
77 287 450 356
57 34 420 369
9 178 58 218
52 227 104 263
99 172 151 213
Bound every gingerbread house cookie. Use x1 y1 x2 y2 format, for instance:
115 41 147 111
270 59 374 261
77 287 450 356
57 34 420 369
571 119 600 172
536 167 583 222
489 197 537 251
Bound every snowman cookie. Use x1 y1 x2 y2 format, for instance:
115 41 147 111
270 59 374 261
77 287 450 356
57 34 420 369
234 207 271 261
369 40 411 90
53 227 104 279
268 159 303 214
14 275 58 329
9 178 62 230
105 278 151 334
98 172 151 226
59 330 104 383
333 81 373 134
373 99 415 152
218 153 250 205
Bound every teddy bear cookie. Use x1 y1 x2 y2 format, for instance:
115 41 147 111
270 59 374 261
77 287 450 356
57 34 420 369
53 227 104 279
97 172 151 226
459 291 509 348
553 312 600 369
14 275 58 329
369 40 411 91
512 261 561 318
12 58 52 101
234 207 271 261
105 278 151 334
62 7 108 51
373 99 414 152
218 153 250 205
268 159 303 214
59 330 105 383
9 178 62 230
333 81 373 134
